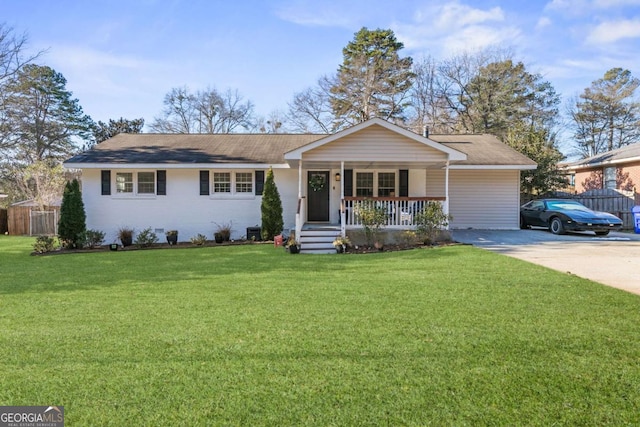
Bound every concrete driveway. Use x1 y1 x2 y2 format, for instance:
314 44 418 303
451 229 640 295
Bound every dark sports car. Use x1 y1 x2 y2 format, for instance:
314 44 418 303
520 199 623 236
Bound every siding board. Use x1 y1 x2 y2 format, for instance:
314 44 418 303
304 126 447 163
449 170 520 229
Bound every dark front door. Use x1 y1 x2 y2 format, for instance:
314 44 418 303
307 171 330 222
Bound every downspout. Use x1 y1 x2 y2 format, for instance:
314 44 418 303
444 159 450 229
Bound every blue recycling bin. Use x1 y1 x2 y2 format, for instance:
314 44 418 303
633 206 640 234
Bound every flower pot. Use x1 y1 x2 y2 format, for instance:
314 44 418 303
166 234 178 245
120 236 132 247
289 244 300 254
214 232 224 244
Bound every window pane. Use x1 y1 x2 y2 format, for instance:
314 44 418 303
138 172 155 194
604 167 616 189
378 172 395 196
235 172 253 193
116 173 133 193
214 172 231 193
356 172 373 197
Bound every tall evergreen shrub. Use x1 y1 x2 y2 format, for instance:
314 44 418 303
260 168 284 240
58 179 86 248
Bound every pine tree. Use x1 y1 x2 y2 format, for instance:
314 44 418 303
260 168 283 240
58 179 86 248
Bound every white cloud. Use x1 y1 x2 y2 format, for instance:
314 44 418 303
394 1 520 55
545 0 640 11
536 16 553 29
586 18 640 44
274 0 369 28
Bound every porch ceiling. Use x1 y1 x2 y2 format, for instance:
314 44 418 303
287 160 449 170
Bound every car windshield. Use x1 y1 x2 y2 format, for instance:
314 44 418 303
546 200 588 210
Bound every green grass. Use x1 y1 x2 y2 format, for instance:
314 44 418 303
1 236 639 426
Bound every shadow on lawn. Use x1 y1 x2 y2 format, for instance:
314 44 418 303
1 242 462 295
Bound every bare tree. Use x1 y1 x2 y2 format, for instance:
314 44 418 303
0 23 43 83
255 110 287 133
150 86 254 133
286 76 338 133
406 56 456 135
150 87 197 133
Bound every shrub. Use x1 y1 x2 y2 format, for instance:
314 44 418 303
33 235 58 253
58 179 86 248
214 222 232 241
134 227 158 248
414 201 451 244
353 199 387 246
190 234 208 245
261 167 283 240
84 229 105 249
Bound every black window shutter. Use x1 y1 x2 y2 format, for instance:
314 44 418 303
343 169 353 197
101 170 111 195
199 170 210 195
399 169 409 197
157 170 166 195
255 170 265 195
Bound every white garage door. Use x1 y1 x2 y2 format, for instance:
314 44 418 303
449 170 521 229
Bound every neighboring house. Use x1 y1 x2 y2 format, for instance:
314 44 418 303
63 118 536 252
562 143 640 193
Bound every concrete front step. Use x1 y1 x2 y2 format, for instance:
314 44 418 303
299 227 340 254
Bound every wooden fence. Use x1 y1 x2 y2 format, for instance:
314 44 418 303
8 204 60 236
545 189 639 229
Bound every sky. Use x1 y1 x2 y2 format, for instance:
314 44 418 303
3 0 640 153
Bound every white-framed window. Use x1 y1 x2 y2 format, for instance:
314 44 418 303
356 172 374 197
213 172 231 193
235 172 253 193
378 172 396 196
115 171 156 196
209 171 254 197
355 171 397 197
137 172 155 194
604 167 616 189
116 172 134 194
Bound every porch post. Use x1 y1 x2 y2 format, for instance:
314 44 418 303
296 160 303 241
444 160 450 230
340 161 345 236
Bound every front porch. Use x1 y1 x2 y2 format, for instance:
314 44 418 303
295 197 446 254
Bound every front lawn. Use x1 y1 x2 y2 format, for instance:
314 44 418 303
1 236 639 425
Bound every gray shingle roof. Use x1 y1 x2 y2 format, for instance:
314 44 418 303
64 131 535 167
565 142 640 168
65 134 323 165
429 134 536 166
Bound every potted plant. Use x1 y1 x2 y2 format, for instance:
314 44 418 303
285 235 300 254
117 226 134 247
332 235 351 253
165 230 178 245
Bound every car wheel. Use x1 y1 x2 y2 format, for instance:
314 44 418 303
519 215 529 229
595 230 610 236
550 217 565 235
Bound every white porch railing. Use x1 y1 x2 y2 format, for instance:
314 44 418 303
340 197 446 228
